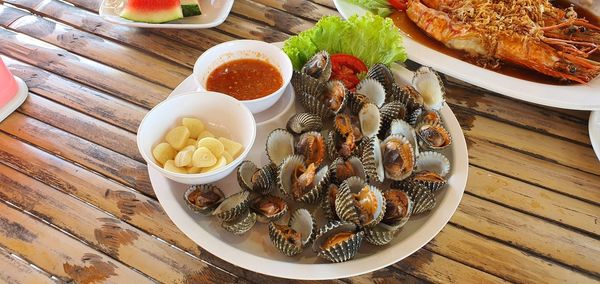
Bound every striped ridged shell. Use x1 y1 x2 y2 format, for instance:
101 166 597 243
268 222 303 256
237 161 276 195
291 70 324 97
364 223 400 246
312 221 364 263
397 85 424 114
394 182 436 215
298 91 333 118
269 208 316 256
359 137 384 183
286 112 323 135
380 134 415 181
378 101 407 139
415 122 452 151
390 119 419 157
413 151 451 192
301 50 332 82
347 92 371 114
329 156 366 184
212 191 250 221
321 184 340 221
322 80 348 114
250 194 288 223
335 177 386 228
367 63 395 96
326 130 359 160
183 184 225 216
277 155 330 204
221 210 256 235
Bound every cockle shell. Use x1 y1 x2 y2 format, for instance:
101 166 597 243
286 112 323 135
269 208 316 256
335 176 386 228
393 182 435 215
312 221 364 263
412 66 446 111
184 184 225 215
390 119 419 157
266 128 295 166
367 63 395 95
250 194 288 223
237 161 276 195
301 50 332 82
380 135 415 181
277 155 330 204
221 210 257 235
330 156 366 184
212 191 250 221
415 122 452 150
360 136 385 183
356 78 386 108
358 103 381 138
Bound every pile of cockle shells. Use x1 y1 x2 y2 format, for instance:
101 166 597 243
183 51 453 263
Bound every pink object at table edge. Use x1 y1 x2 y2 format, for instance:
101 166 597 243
0 57 18 107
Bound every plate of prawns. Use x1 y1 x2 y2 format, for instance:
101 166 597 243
334 0 600 110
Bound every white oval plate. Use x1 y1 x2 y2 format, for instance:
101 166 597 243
333 0 600 110
99 0 233 29
589 111 600 161
148 64 468 279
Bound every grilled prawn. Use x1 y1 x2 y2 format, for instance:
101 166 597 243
406 0 600 83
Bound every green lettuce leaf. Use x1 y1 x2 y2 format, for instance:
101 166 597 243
345 0 394 17
283 14 407 70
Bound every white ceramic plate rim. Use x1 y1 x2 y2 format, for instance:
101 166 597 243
149 70 469 279
333 0 600 110
588 111 600 161
99 0 234 29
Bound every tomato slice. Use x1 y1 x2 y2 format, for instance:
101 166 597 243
330 54 367 90
389 0 407 10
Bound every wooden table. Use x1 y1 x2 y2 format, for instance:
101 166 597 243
0 0 598 283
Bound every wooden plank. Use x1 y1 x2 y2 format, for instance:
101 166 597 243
0 247 56 284
3 56 145 134
2 10 190 89
3 0 202 68
0 132 198 256
17 93 143 162
445 76 591 122
466 166 600 236
454 193 600 276
0 201 152 283
455 108 600 176
0 113 154 198
0 27 168 109
0 164 240 283
394 249 508 284
310 0 337 9
425 225 598 283
150 28 237 52
219 14 290 42
251 0 339 21
445 83 590 145
233 0 314 34
467 137 600 205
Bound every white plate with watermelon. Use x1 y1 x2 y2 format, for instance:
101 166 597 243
99 0 234 29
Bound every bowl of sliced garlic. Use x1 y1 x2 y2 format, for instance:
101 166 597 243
137 91 256 184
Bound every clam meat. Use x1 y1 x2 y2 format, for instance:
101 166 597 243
381 135 415 181
295 132 326 167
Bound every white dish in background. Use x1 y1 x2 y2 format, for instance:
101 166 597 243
149 62 469 279
0 77 28 123
193 40 294 113
589 111 600 161
333 0 600 110
137 92 256 185
99 0 233 29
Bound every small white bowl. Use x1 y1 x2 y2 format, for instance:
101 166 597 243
137 92 256 184
193 40 293 114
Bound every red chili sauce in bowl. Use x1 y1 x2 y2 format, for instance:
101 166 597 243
206 59 283 100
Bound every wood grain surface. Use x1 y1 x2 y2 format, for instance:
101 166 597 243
0 0 598 283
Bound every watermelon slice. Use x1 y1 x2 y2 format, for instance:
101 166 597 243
120 0 183 23
181 0 202 17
